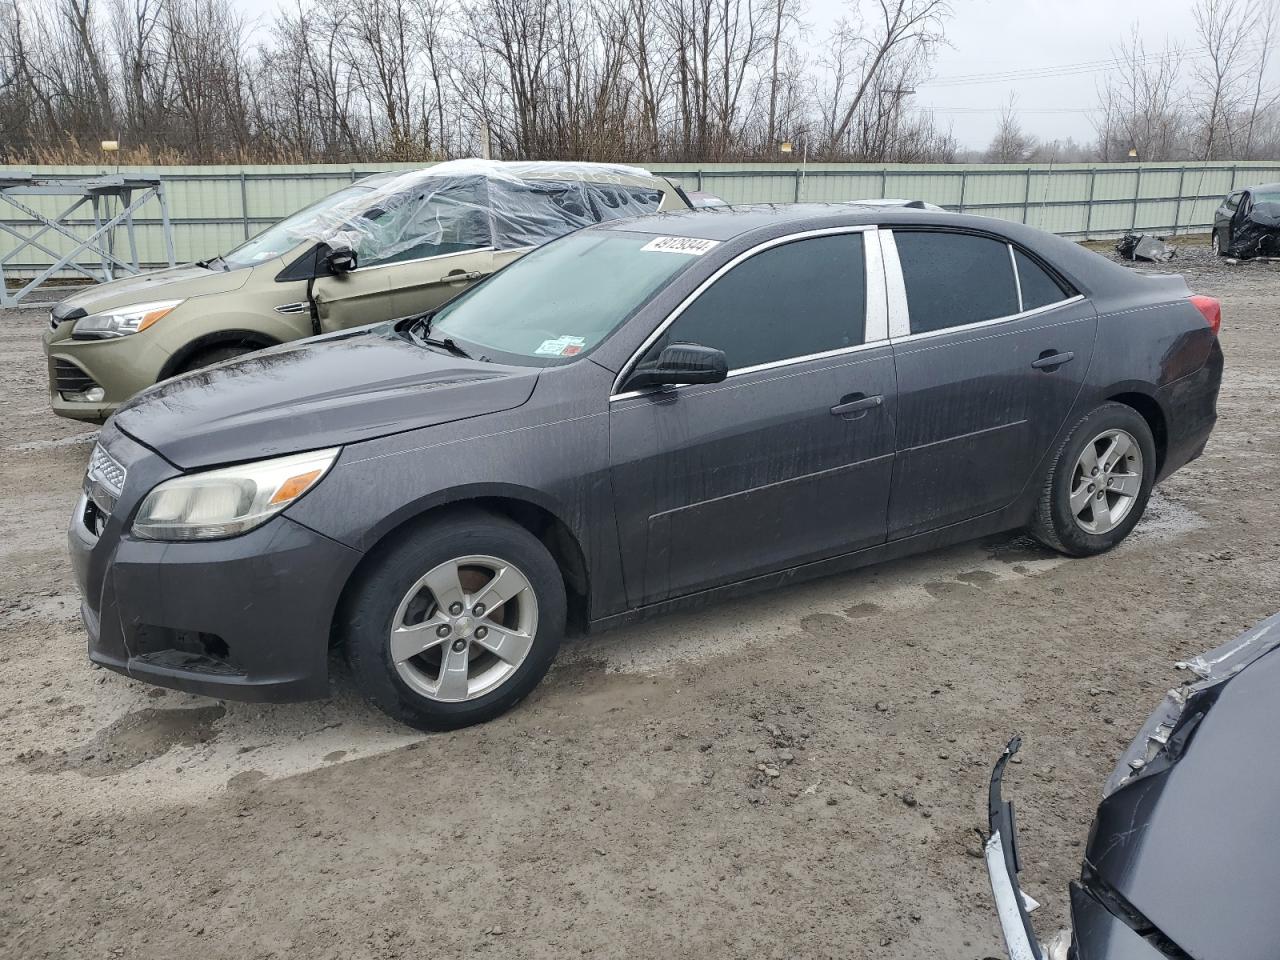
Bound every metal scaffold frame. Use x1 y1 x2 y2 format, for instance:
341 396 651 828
0 175 176 308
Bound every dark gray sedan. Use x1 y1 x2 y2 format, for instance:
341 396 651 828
72 205 1223 729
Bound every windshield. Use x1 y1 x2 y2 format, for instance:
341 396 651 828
222 185 375 268
1252 189 1280 205
430 231 701 362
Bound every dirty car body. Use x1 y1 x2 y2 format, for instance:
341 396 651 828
1212 183 1280 259
43 160 689 423
70 204 1222 724
986 611 1280 960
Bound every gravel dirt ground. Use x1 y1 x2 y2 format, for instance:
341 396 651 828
1 238 1277 960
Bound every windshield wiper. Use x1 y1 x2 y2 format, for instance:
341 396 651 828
196 255 227 271
408 313 474 360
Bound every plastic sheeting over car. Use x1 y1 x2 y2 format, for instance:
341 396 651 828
285 159 670 266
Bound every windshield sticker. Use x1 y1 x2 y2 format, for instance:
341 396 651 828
640 236 720 255
535 336 587 357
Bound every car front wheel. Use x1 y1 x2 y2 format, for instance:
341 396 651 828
344 510 566 730
1030 403 1157 557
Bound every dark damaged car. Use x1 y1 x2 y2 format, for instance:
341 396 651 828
986 611 1280 960
1211 183 1280 259
71 205 1223 730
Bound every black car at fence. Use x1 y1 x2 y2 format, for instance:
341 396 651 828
1211 182 1280 258
71 204 1223 730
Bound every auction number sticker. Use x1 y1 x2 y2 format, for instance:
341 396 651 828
535 335 587 357
640 236 720 255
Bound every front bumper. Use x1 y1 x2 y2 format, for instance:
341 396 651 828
42 323 174 422
70 429 362 701
985 737 1049 960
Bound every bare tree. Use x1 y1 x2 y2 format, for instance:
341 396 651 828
1093 28 1187 161
1192 0 1256 158
985 94 1037 162
823 0 948 156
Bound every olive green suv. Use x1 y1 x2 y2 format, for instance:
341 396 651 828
43 160 689 422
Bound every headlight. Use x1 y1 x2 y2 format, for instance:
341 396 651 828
132 448 340 541
72 299 184 340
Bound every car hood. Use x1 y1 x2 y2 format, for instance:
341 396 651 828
1083 612 1280 960
52 263 252 319
112 325 540 469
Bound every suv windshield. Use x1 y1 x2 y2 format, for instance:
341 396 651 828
429 231 700 362
222 185 375 268
1252 188 1280 205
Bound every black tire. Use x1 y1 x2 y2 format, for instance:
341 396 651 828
176 344 256 374
1211 230 1226 257
342 509 566 731
1029 403 1157 557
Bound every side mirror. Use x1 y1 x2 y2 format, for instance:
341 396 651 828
625 342 728 391
324 248 358 275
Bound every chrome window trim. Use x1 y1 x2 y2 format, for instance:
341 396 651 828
609 225 880 401
879 229 910 339
1008 243 1024 313
883 227 1083 343
865 229 889 343
354 246 496 274
890 295 1087 346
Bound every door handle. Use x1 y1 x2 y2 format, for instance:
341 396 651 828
1031 350 1075 371
831 393 883 419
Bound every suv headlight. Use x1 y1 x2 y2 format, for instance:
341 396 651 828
72 299 184 340
132 448 340 541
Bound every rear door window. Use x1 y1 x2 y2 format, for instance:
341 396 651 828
894 231 1019 334
636 232 866 372
1013 249 1072 311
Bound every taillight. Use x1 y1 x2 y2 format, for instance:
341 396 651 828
1189 295 1222 336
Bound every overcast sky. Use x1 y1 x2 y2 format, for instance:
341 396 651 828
815 0 1207 148
235 0 1236 150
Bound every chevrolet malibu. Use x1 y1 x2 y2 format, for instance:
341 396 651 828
72 205 1223 730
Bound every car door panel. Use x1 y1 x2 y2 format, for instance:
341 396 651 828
384 250 496 318
311 269 395 332
609 347 897 606
883 228 1097 539
888 300 1097 537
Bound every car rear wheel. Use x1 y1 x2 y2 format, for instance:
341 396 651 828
175 343 256 374
1211 230 1225 257
343 510 566 730
1029 403 1157 557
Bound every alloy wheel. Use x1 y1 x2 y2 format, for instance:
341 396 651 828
389 554 538 702
1069 428 1143 535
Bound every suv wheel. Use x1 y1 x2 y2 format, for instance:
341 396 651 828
1030 403 1157 557
344 510 566 730
1211 230 1224 257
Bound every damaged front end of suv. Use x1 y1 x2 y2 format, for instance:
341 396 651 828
985 611 1280 960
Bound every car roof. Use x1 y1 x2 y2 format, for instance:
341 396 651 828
597 202 972 241
353 161 670 192
597 201 1147 302
1242 182 1280 193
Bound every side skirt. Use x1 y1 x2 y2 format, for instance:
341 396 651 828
587 503 1026 634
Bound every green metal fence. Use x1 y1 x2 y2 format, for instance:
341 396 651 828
4 160 1279 278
